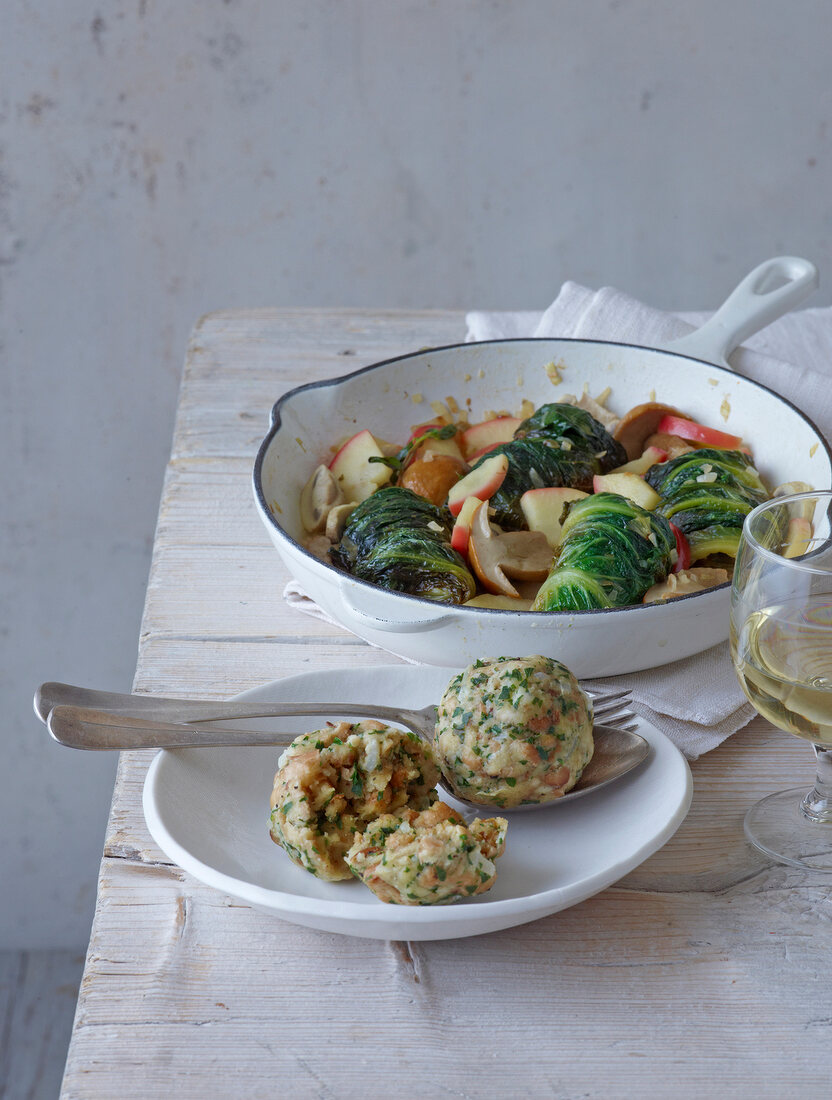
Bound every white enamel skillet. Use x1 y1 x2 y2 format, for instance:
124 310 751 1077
253 256 831 677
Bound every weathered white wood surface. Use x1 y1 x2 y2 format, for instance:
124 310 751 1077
62 310 831 1099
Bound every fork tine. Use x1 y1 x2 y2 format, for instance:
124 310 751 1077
583 687 632 705
595 699 634 712
595 719 640 734
594 705 635 721
592 699 636 721
592 694 632 711
595 716 636 735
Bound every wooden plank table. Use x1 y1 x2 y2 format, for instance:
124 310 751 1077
62 310 831 1098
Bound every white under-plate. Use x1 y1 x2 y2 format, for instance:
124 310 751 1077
143 665 693 941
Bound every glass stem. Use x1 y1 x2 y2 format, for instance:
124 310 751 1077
801 747 832 823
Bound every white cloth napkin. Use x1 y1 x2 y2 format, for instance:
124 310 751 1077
465 284 832 757
284 285 832 759
283 579 743 758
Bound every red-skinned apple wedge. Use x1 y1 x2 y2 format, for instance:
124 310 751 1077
407 422 465 464
656 415 743 450
669 522 691 572
450 496 481 556
460 417 522 460
446 453 509 516
328 429 393 503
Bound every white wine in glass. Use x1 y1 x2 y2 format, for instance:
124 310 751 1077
730 490 832 870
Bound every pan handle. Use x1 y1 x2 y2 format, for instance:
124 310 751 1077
664 256 818 369
338 581 455 633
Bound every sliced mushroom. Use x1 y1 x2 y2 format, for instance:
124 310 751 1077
467 502 553 597
325 501 358 542
465 594 533 610
773 481 815 522
304 534 332 561
614 403 686 460
561 391 620 433
774 480 813 498
300 465 344 533
643 431 697 460
783 517 814 559
642 567 729 603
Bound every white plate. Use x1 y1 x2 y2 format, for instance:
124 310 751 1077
143 665 693 940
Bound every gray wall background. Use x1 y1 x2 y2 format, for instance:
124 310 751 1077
2 0 830 948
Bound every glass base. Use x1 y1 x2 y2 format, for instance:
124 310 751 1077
744 787 832 872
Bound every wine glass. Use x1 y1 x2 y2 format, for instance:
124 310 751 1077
730 489 832 870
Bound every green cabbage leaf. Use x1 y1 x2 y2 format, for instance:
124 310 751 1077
330 486 476 604
532 492 675 610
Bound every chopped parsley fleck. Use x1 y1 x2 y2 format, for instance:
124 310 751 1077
350 764 363 796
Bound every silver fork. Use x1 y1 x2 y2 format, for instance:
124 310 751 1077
34 681 633 729
30 677 629 748
38 684 636 752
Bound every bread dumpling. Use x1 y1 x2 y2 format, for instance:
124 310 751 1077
345 801 507 905
435 655 594 808
270 720 439 881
